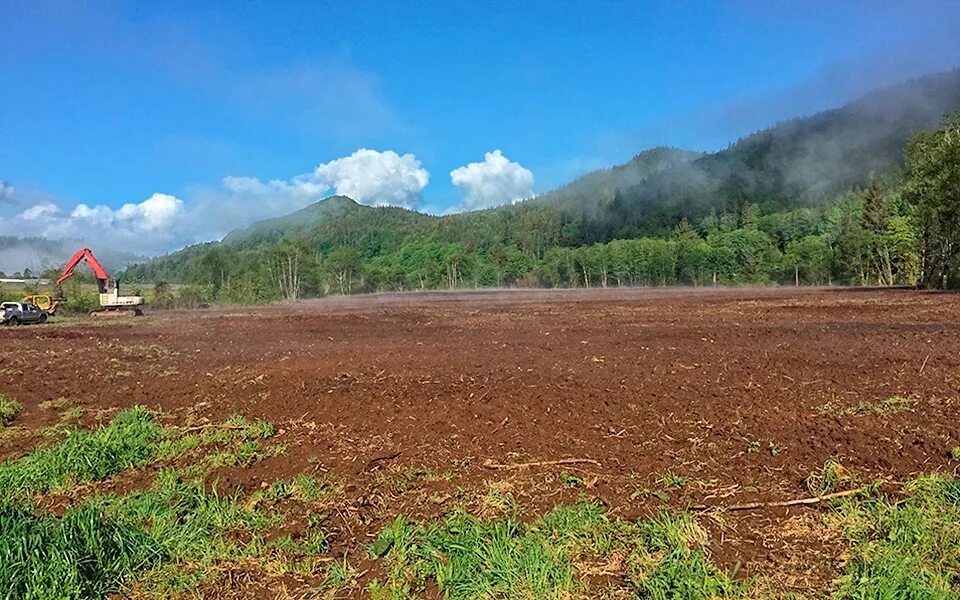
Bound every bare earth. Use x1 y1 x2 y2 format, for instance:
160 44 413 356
2 287 959 596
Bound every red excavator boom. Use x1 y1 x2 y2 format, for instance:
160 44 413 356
53 247 144 317
56 247 110 294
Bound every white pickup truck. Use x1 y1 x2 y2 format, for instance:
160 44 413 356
1 301 49 326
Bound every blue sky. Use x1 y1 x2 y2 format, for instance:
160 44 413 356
2 0 960 253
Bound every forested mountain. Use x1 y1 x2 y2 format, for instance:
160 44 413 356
532 146 703 212
536 69 960 242
121 69 960 299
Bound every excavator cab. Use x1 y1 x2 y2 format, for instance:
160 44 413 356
99 278 144 314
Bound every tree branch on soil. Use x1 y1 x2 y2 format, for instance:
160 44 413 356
692 487 867 511
482 457 601 470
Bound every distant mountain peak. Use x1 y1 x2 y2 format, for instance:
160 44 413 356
221 194 362 247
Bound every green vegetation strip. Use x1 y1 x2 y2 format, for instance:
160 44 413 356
0 470 276 599
0 408 308 599
0 500 156 600
1 409 958 599
832 475 960 598
368 477 960 599
368 499 743 599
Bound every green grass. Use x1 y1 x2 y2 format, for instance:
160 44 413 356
99 469 279 595
805 459 853 496
831 474 960 598
658 472 688 489
0 500 157 600
0 468 277 599
368 498 746 599
2 403 958 599
0 406 161 497
0 409 338 598
0 395 22 427
155 414 276 463
252 473 335 504
367 475 960 599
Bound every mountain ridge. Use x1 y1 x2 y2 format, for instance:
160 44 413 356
121 68 960 285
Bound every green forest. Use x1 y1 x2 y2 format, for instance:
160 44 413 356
119 111 960 306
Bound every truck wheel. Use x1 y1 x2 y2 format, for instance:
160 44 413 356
8 317 20 327
39 315 47 324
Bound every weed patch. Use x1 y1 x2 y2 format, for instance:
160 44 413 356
0 407 160 497
830 474 960 598
818 395 918 417
805 459 854 496
368 498 746 599
0 501 156 600
0 468 278 599
0 395 22 427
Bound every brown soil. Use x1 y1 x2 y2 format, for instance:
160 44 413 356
2 287 959 597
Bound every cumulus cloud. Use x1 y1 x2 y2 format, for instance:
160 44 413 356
62 193 185 234
0 147 429 257
311 148 429 208
19 203 60 220
450 150 534 212
1 190 187 256
116 193 185 231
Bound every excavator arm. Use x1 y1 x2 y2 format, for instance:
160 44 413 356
53 247 143 317
56 248 110 294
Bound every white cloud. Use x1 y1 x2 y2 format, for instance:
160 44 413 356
450 150 534 212
19 203 60 220
1 192 186 255
187 148 430 240
0 148 429 256
311 148 429 208
65 193 185 233
116 193 185 231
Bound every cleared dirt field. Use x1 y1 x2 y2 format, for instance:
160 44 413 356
2 287 959 597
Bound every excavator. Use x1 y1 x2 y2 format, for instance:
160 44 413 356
21 248 144 317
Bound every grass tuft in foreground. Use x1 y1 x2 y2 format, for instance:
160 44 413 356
0 409 343 598
0 406 160 497
0 500 157 600
0 468 277 599
831 474 960 598
0 394 22 427
368 498 746 599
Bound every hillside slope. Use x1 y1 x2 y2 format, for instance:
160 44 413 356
568 69 960 240
533 146 703 210
221 195 363 248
